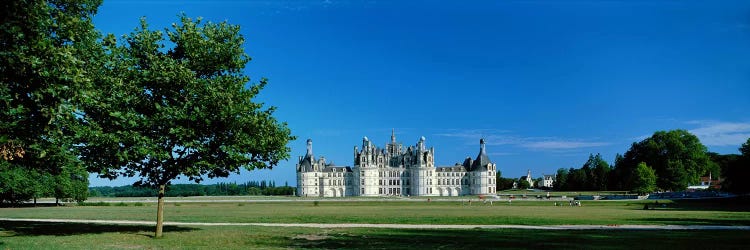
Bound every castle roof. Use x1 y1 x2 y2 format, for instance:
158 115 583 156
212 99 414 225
469 139 491 171
436 165 467 172
322 166 353 172
299 139 315 171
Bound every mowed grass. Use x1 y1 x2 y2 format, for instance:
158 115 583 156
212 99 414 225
0 222 748 249
2 198 749 249
2 198 750 226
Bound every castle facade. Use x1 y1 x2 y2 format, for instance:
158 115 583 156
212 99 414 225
296 131 497 197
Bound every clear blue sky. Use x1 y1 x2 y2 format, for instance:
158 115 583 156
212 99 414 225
90 0 750 187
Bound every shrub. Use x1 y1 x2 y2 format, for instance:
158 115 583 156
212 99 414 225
78 201 110 206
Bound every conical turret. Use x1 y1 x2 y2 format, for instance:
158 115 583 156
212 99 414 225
471 138 491 171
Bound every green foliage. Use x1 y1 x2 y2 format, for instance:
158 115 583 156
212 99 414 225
52 165 89 203
719 138 750 194
554 154 611 191
0 163 38 204
495 176 516 191
586 153 611 191
533 177 543 189
741 138 750 157
517 179 530 189
88 181 295 197
632 162 657 195
552 168 568 191
77 14 294 188
1 0 100 205
614 130 714 191
77 201 110 206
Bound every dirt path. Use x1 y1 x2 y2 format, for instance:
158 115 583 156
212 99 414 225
1 218 748 230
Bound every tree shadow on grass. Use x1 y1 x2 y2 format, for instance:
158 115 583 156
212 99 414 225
660 196 750 212
0 221 198 238
635 217 750 226
289 228 750 249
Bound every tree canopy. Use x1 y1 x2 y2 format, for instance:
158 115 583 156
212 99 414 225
1 0 98 204
631 162 657 195
76 15 294 237
614 130 714 191
719 138 750 194
553 154 611 191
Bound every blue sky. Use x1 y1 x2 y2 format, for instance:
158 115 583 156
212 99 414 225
90 0 750 187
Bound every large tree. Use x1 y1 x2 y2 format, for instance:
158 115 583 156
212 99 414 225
552 168 568 191
616 130 714 191
1 0 99 204
631 162 657 195
721 138 750 194
581 153 611 191
77 16 294 237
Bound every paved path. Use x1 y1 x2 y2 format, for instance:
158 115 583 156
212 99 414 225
2 218 748 230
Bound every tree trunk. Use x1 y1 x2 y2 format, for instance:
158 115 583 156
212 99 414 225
155 184 166 238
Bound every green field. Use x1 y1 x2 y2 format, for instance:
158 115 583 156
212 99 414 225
2 222 749 249
2 197 750 249
3 199 749 226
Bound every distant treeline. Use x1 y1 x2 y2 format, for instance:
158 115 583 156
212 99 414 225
89 181 294 197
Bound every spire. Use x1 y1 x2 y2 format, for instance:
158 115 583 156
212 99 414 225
300 139 314 170
391 128 396 143
471 138 491 171
306 139 313 157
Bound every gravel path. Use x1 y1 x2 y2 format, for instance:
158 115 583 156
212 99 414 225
2 218 748 230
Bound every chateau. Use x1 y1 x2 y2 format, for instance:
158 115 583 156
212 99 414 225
296 131 497 197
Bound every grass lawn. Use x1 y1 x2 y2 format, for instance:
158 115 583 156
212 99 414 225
2 199 749 226
1 222 748 249
2 197 749 249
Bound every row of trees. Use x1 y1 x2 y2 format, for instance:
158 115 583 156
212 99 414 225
2 0 294 237
0 165 89 205
552 130 749 194
89 181 295 197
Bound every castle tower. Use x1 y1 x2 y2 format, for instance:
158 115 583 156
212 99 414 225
297 139 319 197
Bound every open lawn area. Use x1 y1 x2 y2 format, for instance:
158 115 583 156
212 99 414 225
2 197 749 249
3 198 750 226
0 222 748 249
